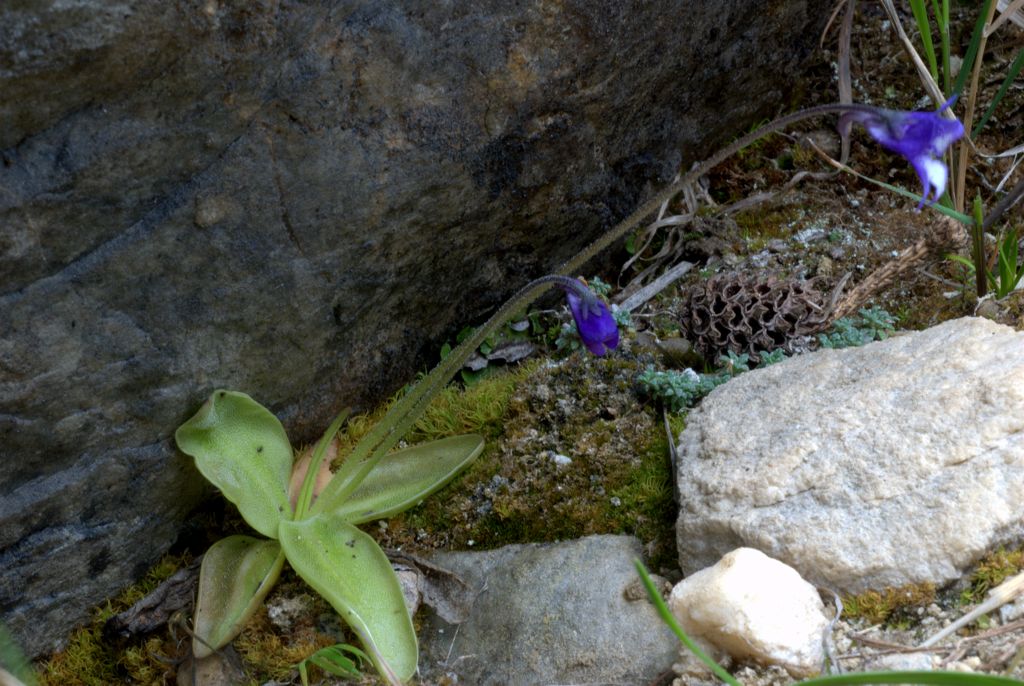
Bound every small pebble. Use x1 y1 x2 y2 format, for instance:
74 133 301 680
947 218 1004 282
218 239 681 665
551 452 572 468
794 227 827 244
668 548 828 677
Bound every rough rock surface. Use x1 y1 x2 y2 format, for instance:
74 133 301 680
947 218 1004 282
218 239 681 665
0 0 830 656
675 317 1024 594
668 547 829 677
418 535 678 686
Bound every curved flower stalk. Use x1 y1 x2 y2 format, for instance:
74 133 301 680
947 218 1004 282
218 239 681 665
839 96 964 208
558 100 968 278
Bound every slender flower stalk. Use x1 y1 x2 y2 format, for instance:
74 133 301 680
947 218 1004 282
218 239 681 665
316 274 618 514
329 97 964 503
558 99 967 278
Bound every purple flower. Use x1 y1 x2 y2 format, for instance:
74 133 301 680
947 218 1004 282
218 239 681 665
564 284 619 356
840 96 964 208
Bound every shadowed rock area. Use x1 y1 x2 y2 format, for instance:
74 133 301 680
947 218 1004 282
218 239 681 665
0 0 828 656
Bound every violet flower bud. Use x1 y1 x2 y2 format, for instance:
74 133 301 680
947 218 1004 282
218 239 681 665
563 282 619 356
839 96 964 209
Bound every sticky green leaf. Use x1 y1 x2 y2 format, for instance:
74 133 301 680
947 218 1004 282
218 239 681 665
279 515 417 685
313 434 484 522
176 390 294 538
193 535 284 658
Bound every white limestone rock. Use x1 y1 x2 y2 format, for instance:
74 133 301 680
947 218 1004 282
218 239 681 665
676 317 1024 593
668 547 829 676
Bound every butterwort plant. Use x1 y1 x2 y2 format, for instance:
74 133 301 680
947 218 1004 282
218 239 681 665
175 275 617 684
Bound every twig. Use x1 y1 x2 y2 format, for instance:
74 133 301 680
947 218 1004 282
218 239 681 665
919 571 1024 648
616 261 695 312
954 0 999 212
985 0 1024 36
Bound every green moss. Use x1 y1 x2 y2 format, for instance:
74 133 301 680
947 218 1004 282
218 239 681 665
961 547 1024 605
328 362 536 464
379 354 679 570
733 207 801 251
842 583 936 626
407 362 537 443
232 608 344 685
39 554 192 686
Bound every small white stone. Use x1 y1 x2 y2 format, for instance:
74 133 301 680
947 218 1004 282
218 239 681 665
265 595 314 632
395 569 421 616
866 652 934 672
1000 596 1024 623
551 452 572 467
668 547 829 677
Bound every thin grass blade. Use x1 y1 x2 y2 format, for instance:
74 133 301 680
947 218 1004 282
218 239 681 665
953 0 995 97
973 48 1024 137
909 0 939 81
633 560 742 686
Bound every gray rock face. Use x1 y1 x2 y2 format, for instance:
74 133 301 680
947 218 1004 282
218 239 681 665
419 535 678 686
675 318 1024 594
0 0 829 656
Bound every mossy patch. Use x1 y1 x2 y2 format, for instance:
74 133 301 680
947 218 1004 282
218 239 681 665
38 554 192 686
325 361 537 462
733 206 802 249
961 547 1024 605
374 351 679 570
232 607 339 683
842 582 936 626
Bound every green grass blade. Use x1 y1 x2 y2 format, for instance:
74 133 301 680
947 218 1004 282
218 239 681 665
309 652 359 676
937 0 950 94
823 156 972 224
0 624 38 686
973 47 1024 137
295 643 368 683
634 560 742 686
946 254 977 272
996 227 1022 296
909 0 939 82
998 243 1013 297
953 0 995 97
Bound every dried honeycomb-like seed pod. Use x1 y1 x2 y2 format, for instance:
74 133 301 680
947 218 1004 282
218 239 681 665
681 272 830 363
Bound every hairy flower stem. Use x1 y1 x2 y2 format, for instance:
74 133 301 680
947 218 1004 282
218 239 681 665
318 101 979 513
313 275 594 514
557 103 912 278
